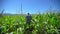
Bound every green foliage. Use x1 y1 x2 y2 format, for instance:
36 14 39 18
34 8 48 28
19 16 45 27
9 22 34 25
0 12 60 34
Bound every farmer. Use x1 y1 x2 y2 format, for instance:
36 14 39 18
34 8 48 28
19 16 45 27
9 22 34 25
26 13 32 25
24 13 34 34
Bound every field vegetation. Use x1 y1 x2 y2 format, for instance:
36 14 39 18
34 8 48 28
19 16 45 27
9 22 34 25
0 10 60 34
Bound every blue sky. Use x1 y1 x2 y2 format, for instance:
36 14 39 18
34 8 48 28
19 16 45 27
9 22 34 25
0 0 60 14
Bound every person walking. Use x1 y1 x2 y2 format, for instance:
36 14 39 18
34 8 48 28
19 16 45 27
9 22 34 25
26 13 32 25
24 13 32 34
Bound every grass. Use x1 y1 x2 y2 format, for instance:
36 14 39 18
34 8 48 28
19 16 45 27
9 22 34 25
0 12 60 34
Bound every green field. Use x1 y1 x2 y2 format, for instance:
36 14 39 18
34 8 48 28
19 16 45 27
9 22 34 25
0 12 60 34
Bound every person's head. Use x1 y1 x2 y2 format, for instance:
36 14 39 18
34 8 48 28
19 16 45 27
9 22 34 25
27 13 30 15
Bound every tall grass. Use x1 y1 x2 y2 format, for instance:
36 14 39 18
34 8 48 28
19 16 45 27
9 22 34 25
0 12 60 34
